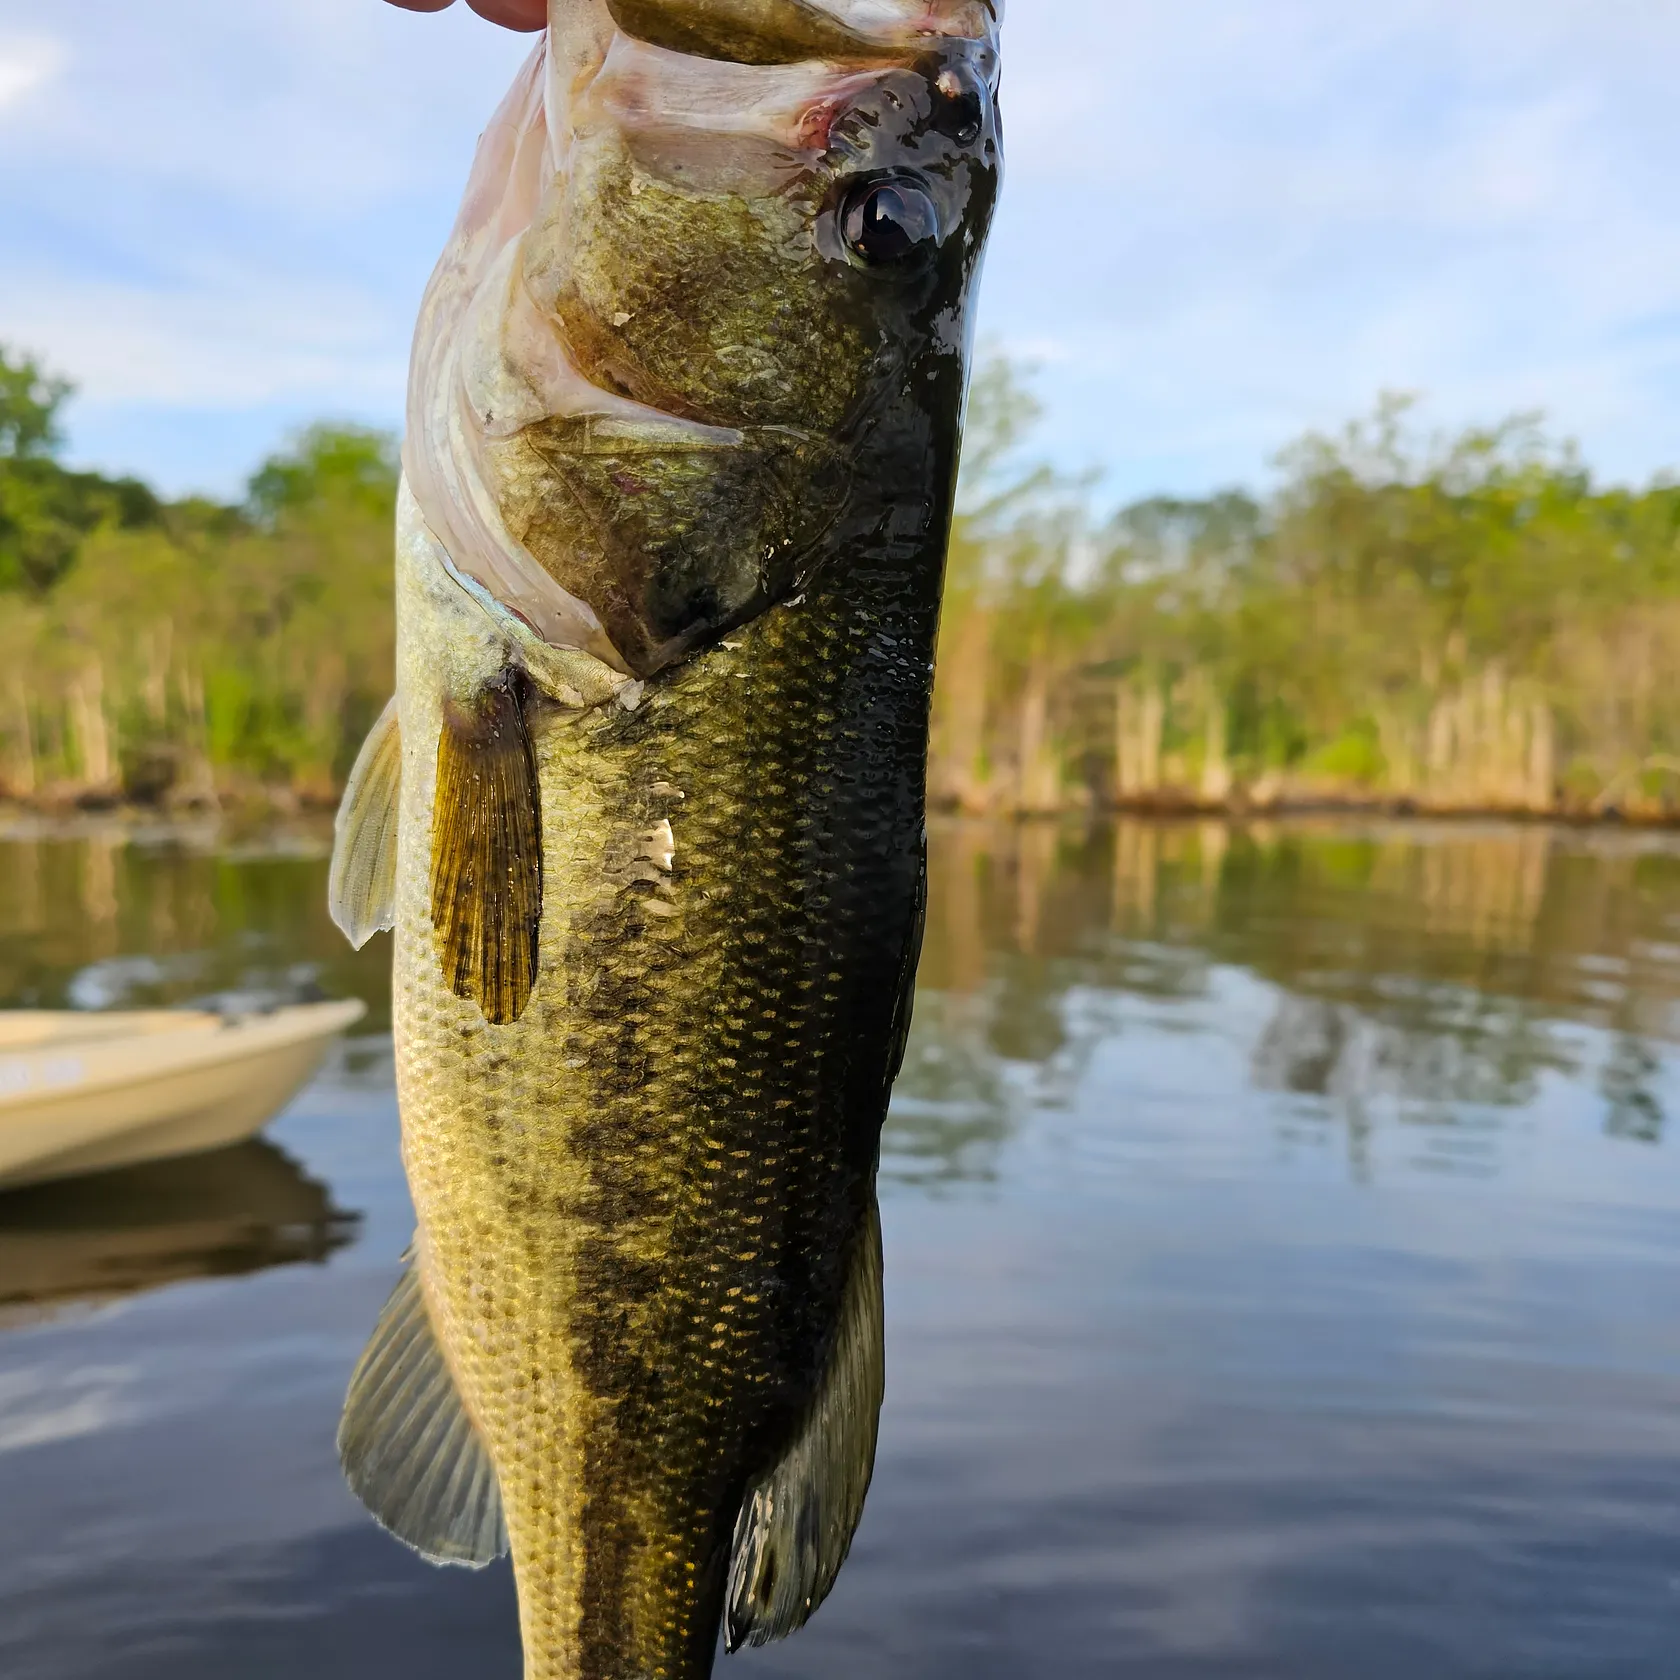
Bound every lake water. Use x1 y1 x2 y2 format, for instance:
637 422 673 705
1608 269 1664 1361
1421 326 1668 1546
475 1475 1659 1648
1 814 1677 1678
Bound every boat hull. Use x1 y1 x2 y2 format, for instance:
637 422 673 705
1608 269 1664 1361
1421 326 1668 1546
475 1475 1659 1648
0 1001 366 1189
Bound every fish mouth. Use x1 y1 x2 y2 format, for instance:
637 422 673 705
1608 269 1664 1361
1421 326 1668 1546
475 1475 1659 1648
600 0 998 67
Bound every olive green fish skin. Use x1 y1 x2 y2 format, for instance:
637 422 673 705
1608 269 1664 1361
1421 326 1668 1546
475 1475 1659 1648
396 357 960 1680
382 8 1001 1678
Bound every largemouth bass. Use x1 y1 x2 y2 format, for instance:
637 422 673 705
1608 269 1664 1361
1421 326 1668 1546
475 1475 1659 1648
328 2 1001 1674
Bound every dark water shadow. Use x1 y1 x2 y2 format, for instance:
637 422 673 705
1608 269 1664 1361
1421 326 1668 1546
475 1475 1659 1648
0 1140 360 1329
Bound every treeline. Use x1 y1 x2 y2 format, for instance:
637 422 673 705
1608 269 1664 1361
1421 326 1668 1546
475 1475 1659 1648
935 364 1680 818
0 347 396 809
4 342 1680 818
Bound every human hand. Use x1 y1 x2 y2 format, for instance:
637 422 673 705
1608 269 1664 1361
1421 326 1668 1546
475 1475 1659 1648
384 0 547 30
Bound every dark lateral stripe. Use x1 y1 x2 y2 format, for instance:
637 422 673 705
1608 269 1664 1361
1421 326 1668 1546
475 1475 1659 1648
604 0 883 66
430 675 542 1026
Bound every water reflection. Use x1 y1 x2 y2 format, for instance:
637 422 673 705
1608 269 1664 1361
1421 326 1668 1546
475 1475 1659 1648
891 818 1679 1185
0 821 389 1031
2 815 1675 1190
0 1139 358 1329
0 821 371 1324
1 818 1679 1678
1601 1032 1666 1145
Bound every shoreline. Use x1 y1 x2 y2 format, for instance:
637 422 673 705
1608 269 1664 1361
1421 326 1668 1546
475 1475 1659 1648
4 790 1678 838
933 789 1680 830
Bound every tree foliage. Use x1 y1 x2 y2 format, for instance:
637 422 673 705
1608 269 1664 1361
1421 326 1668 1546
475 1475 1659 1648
0 345 162 593
5 346 1680 816
933 369 1680 816
0 346 70 459
247 423 400 527
1 406 396 805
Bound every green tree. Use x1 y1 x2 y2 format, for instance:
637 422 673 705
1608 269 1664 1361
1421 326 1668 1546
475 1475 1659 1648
0 344 160 593
0 344 70 459
247 423 400 527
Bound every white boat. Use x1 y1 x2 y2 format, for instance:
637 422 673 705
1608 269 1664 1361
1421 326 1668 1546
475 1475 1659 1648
0 1000 366 1190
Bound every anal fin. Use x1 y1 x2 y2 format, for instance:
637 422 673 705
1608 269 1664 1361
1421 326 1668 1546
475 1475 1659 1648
431 673 542 1026
337 1254 509 1569
726 1195 885 1650
329 696 401 950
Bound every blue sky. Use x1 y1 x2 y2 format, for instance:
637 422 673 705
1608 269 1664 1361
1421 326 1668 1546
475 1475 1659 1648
2 0 1678 503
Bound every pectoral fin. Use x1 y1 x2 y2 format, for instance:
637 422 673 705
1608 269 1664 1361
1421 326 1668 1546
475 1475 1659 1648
430 674 542 1026
337 1255 508 1569
328 696 401 950
726 1196 885 1650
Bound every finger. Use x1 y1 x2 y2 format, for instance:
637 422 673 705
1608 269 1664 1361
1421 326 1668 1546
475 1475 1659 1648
385 0 458 11
465 0 548 27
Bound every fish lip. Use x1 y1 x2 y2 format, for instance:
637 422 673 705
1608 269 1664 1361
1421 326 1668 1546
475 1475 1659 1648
594 0 1000 66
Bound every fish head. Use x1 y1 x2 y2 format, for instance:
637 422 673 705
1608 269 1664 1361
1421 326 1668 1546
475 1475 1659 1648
407 0 1003 678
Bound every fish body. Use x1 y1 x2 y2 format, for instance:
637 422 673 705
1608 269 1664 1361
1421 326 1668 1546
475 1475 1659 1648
331 2 1001 1676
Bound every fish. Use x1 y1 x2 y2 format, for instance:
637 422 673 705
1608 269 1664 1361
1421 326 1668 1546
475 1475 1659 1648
327 1 1001 1675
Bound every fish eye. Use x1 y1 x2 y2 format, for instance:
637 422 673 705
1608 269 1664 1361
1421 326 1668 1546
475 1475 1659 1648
840 179 941 269
931 68 984 145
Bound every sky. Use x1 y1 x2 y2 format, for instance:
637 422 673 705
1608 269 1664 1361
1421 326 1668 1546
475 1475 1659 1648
1 0 1679 504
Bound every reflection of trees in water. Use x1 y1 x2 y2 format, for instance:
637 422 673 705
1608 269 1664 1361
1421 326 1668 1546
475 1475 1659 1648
0 829 390 1030
889 817 1680 1184
1250 991 1576 1179
1601 1033 1666 1145
1253 991 1569 1109
4 822 1673 1188
887 821 1209 1184
1226 826 1676 1156
886 991 1016 1186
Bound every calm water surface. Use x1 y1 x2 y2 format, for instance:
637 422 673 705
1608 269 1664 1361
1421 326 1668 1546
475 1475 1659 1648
0 815 1677 1678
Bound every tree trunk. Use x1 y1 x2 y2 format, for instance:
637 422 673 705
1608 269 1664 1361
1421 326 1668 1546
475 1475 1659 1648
1526 701 1555 812
67 660 113 791
930 603 994 813
4 679 35 797
142 620 173 725
1200 693 1231 804
1016 660 1058 814
1116 680 1164 800
172 665 219 808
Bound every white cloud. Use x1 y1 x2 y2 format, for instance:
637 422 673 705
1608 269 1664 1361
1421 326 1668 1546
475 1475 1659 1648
6 0 1680 496
0 33 65 113
0 1364 136 1455
2 263 407 408
975 0 1680 493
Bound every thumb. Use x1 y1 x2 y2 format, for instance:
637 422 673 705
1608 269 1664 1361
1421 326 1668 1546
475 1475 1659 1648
382 0 548 26
465 0 549 26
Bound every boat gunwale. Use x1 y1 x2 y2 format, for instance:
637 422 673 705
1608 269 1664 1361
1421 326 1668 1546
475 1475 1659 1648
0 1000 368 1120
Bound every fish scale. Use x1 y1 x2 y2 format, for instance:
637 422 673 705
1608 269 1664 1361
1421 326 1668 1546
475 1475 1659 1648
395 525 935 1675
332 1 1001 1674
